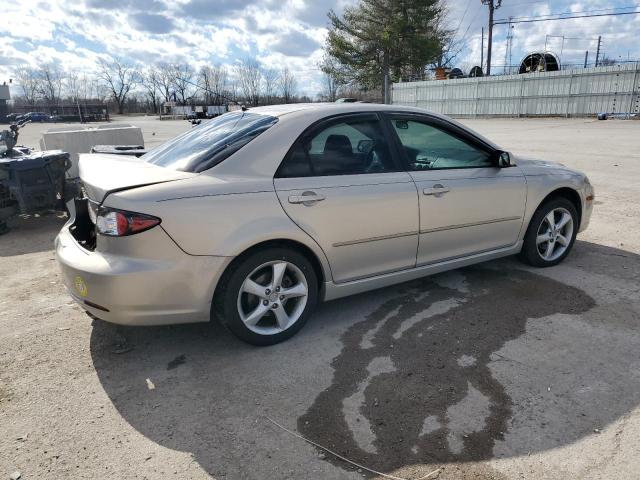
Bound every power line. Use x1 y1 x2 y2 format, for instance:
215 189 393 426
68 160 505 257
504 4 640 21
495 10 640 25
451 0 474 42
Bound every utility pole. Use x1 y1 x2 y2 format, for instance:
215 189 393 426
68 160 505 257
595 36 602 67
481 27 484 71
584 51 589 68
481 0 502 76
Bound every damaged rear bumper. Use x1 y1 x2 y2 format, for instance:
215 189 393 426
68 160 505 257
55 223 231 326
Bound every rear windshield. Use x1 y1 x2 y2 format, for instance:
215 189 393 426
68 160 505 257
143 111 278 172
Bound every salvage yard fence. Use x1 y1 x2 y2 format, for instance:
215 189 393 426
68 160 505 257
392 63 640 118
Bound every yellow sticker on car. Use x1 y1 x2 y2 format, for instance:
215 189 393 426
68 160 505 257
74 276 88 297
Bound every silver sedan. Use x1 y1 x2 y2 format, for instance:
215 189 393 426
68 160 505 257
56 104 594 345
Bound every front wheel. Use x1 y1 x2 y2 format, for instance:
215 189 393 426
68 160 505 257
519 197 578 267
214 248 318 346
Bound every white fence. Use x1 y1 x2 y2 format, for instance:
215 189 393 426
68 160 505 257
392 64 640 117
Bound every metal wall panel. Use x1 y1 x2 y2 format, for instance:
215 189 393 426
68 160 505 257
392 64 640 117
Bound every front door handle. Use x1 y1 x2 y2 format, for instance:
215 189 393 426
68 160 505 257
288 192 326 205
423 184 450 197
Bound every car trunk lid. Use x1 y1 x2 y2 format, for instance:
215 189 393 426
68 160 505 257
79 153 194 203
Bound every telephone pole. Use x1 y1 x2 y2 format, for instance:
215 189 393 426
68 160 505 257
595 35 602 67
481 27 484 71
481 0 503 76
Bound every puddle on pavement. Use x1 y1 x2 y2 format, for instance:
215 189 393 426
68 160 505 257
298 267 595 473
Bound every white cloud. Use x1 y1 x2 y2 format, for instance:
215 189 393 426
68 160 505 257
0 0 638 96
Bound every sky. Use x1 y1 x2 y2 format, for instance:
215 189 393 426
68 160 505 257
1 0 639 98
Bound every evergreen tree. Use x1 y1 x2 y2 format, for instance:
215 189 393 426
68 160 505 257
325 0 448 99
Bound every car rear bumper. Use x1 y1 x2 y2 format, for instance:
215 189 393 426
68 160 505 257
55 225 231 326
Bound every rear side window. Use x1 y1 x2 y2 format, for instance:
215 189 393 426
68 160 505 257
143 111 278 172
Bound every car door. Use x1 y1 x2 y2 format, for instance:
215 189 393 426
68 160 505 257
274 113 419 283
385 113 527 266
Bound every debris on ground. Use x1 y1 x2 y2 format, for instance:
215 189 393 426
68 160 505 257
167 354 186 370
111 344 133 355
146 378 155 390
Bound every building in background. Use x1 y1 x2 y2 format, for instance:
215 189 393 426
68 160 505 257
0 84 10 122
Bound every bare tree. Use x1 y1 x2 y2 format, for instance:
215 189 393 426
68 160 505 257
226 78 239 104
199 66 214 104
262 68 278 105
235 58 262 106
14 67 40 105
170 63 195 105
94 82 111 104
319 56 344 102
64 70 86 120
322 72 340 102
198 65 228 105
142 67 161 114
278 67 297 104
78 75 91 102
65 71 81 100
98 58 139 114
155 63 174 103
210 64 227 105
37 64 65 105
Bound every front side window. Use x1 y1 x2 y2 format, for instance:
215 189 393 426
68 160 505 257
391 119 492 171
278 116 395 177
143 111 278 172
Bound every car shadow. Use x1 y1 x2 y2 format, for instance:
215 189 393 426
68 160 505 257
89 241 640 479
0 213 67 256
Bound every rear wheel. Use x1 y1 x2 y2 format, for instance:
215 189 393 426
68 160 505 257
520 197 578 267
214 248 318 346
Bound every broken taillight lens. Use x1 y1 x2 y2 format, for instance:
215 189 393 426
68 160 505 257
96 207 161 236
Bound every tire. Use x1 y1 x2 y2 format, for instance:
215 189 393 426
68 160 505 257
213 247 318 346
519 197 579 267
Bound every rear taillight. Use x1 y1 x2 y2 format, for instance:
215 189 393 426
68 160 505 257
96 208 161 236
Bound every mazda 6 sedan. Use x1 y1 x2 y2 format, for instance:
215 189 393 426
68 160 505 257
56 103 594 345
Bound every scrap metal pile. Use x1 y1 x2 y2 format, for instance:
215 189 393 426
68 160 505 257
0 120 71 234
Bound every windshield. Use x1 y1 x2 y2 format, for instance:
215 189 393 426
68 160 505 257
143 111 278 172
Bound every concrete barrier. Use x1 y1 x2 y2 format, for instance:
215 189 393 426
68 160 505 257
40 123 144 178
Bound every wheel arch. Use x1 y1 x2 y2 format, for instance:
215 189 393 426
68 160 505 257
212 238 328 309
546 187 582 227
528 187 582 233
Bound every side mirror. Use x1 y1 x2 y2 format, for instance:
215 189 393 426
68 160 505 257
492 150 512 168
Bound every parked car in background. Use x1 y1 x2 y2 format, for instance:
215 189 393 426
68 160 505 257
17 112 51 122
56 103 594 345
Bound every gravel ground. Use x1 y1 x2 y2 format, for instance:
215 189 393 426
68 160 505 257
1 115 639 480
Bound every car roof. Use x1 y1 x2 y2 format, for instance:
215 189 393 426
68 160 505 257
248 102 436 118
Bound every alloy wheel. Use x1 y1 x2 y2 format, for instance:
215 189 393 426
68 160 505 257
236 260 308 335
536 207 574 262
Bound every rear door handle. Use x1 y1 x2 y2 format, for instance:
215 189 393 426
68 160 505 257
288 192 326 205
423 185 450 197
